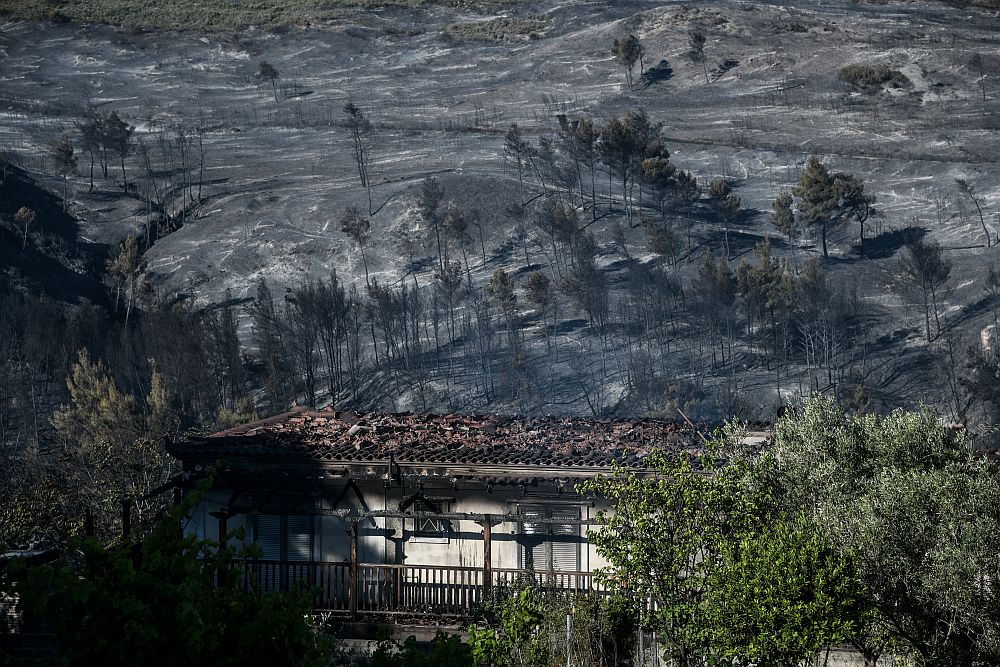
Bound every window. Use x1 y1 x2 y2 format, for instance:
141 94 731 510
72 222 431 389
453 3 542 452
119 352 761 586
252 514 315 591
407 497 453 543
519 504 580 572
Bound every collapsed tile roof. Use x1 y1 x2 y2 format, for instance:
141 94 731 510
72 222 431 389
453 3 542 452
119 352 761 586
169 406 709 471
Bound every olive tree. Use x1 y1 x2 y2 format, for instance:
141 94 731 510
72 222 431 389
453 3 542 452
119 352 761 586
580 427 865 667
773 395 1000 667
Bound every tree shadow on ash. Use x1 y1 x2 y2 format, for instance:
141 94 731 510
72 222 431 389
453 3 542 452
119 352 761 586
553 318 589 335
640 60 673 88
853 226 926 260
0 166 110 306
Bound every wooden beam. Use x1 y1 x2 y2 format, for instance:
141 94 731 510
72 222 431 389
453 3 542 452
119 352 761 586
481 521 493 595
348 519 359 620
218 514 228 549
362 510 598 526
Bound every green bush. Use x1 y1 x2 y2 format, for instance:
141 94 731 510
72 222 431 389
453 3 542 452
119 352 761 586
468 583 637 667
372 629 473 667
6 481 332 667
443 15 549 42
839 64 911 91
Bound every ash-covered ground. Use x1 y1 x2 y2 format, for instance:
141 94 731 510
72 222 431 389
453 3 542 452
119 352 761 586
2 0 1000 421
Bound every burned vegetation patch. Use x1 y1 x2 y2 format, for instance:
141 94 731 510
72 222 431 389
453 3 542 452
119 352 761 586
443 14 549 42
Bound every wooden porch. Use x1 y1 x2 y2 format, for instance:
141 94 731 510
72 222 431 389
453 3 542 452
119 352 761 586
241 560 605 616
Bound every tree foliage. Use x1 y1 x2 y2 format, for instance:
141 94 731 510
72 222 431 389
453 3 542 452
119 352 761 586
899 235 951 341
771 191 798 244
49 134 76 209
611 34 644 88
9 481 331 667
580 429 864 667
773 394 1000 666
704 512 868 667
14 206 36 250
469 587 550 667
258 59 280 102
790 156 874 257
49 349 177 542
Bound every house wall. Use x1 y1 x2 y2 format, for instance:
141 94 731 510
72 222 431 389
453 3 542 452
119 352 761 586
186 478 611 574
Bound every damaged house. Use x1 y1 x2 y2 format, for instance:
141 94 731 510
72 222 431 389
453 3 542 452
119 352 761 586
167 407 704 617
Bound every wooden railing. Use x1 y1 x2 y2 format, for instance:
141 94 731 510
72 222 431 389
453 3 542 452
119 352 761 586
240 560 605 616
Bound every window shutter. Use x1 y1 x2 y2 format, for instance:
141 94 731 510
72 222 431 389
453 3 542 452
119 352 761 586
521 506 546 535
256 514 282 560
286 515 313 589
255 514 282 592
520 506 546 569
286 515 313 562
519 505 580 572
549 507 579 572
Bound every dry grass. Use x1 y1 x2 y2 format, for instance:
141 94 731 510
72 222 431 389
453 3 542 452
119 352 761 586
0 0 524 32
443 14 549 42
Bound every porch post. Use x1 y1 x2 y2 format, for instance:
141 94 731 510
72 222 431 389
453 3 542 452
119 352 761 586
218 514 228 549
349 519 359 620
481 520 493 596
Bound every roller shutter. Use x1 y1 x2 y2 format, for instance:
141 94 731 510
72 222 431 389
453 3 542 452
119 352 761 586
519 505 580 572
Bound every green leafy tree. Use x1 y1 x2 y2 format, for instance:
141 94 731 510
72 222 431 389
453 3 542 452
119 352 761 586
102 111 134 192
771 191 798 247
50 350 177 542
523 271 550 308
899 235 951 341
581 427 865 667
106 232 146 326
641 156 698 227
834 172 875 257
49 134 76 209
579 443 754 666
612 34 645 88
599 109 666 226
774 395 1000 667
704 512 869 667
709 178 741 259
791 156 874 257
791 156 837 256
9 483 331 667
14 206 36 250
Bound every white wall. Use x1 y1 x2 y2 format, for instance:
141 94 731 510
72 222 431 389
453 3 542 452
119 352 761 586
184 480 612 574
